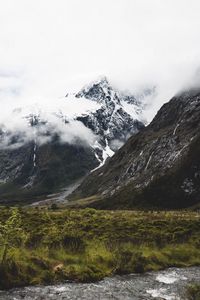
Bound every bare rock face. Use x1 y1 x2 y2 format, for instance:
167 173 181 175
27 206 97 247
71 88 200 209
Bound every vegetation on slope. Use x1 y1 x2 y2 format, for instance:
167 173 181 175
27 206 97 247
0 207 200 289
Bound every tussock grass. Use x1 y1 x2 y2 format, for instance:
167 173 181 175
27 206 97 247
0 207 200 289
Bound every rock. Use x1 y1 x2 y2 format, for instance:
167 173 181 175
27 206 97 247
71 88 200 209
0 76 148 204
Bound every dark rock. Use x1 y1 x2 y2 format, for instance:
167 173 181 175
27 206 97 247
71 88 200 209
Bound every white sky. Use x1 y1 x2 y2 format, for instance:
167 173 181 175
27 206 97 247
0 0 200 120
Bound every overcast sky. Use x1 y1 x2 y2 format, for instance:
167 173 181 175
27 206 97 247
1 0 200 119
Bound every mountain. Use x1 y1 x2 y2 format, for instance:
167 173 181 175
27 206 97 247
70 88 200 210
76 77 145 145
74 77 146 163
0 77 148 204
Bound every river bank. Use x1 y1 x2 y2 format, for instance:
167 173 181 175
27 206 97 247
0 208 200 290
0 267 200 299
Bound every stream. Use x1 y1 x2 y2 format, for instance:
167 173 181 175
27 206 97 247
29 178 84 207
0 267 200 299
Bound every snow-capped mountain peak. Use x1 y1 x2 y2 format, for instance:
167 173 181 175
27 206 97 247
75 76 120 107
0 76 151 202
74 77 145 151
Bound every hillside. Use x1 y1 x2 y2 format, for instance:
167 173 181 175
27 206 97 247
0 77 147 204
70 88 200 209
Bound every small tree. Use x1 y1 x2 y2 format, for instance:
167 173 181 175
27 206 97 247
0 208 27 265
42 211 61 248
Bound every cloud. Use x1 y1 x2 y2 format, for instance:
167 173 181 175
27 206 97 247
0 99 98 149
0 118 97 149
0 0 200 133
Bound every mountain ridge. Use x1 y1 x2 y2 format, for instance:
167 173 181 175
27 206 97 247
70 88 200 209
0 77 147 204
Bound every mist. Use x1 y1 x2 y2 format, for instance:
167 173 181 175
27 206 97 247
0 96 99 149
1 0 200 146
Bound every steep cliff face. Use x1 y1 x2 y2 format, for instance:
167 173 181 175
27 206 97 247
0 141 98 205
71 89 200 209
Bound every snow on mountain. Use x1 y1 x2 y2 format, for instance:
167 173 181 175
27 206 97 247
72 88 200 210
0 76 155 203
1 76 149 165
75 77 146 152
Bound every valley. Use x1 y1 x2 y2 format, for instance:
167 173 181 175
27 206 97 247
1 1 200 298
0 86 200 300
1 83 200 300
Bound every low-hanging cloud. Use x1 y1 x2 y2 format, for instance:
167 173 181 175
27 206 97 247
0 102 98 149
0 0 200 142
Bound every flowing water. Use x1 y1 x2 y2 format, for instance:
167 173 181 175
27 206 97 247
0 267 200 300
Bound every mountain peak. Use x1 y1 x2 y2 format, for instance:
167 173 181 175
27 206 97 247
83 75 110 89
0 75 146 203
94 75 109 86
75 76 117 104
71 89 200 209
74 76 156 110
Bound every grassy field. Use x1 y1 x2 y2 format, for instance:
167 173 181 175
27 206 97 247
0 207 200 289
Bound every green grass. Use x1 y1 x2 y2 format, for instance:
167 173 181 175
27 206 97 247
0 207 200 289
185 284 200 300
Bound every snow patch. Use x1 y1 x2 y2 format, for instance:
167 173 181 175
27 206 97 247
173 144 188 160
91 139 114 172
33 135 37 167
145 152 153 170
139 150 143 156
173 123 180 135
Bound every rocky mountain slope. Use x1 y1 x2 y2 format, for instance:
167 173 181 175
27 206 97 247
0 77 148 204
71 88 200 209
75 77 146 166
